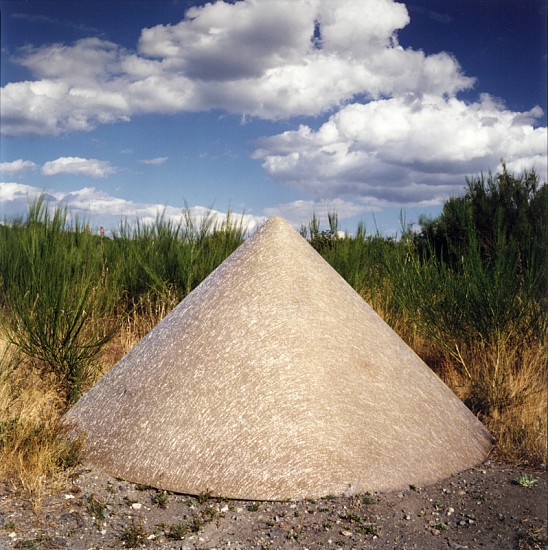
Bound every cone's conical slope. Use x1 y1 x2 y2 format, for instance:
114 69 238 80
66 217 492 500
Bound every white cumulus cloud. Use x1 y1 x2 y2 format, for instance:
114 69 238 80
0 159 37 175
41 157 118 178
1 0 544 212
1 0 475 135
253 94 547 205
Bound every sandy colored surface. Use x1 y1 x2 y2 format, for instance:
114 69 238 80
65 217 492 500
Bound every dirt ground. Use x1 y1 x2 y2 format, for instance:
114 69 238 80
0 459 545 550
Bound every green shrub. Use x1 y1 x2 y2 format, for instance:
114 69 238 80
0 196 118 404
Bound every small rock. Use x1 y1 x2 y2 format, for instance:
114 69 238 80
64 494 75 499
340 530 352 537
131 502 142 510
220 505 229 512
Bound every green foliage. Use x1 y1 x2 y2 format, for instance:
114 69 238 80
109 206 245 311
415 164 547 296
385 167 546 416
0 197 119 404
513 473 538 488
120 519 147 548
0 198 247 405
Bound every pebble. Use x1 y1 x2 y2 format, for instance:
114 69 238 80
131 502 142 510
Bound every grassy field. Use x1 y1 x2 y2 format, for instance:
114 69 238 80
0 170 545 504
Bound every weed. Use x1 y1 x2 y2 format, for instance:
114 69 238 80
201 506 219 521
247 502 260 512
166 522 188 539
151 489 168 508
197 489 213 504
513 473 538 488
120 519 147 548
87 494 109 521
342 512 363 524
358 524 378 536
190 515 204 533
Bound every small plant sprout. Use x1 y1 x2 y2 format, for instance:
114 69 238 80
151 489 168 508
513 473 538 488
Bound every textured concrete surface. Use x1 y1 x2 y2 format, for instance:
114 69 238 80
65 216 492 500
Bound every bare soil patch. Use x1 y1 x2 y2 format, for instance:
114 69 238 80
0 460 545 549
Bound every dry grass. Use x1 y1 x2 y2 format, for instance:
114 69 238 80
0 342 82 509
344 292 546 466
424 340 547 466
117 289 179 356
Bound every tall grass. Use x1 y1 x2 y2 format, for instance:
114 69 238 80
109 206 246 309
0 342 81 507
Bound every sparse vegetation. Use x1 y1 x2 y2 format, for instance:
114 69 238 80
0 165 545 503
120 519 147 548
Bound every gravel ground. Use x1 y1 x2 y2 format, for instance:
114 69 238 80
0 460 545 549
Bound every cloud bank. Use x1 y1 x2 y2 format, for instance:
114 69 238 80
0 182 265 233
254 94 547 204
2 0 475 136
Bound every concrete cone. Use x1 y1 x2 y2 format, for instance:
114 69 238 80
65 216 492 500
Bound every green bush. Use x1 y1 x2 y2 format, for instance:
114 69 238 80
0 197 118 404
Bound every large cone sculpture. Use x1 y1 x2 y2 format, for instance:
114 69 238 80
66 217 492 500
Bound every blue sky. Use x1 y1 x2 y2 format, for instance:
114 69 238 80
1 0 546 235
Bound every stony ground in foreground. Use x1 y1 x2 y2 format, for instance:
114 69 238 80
0 460 546 549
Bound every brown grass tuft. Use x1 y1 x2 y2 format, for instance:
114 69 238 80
0 343 81 509
421 339 547 466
